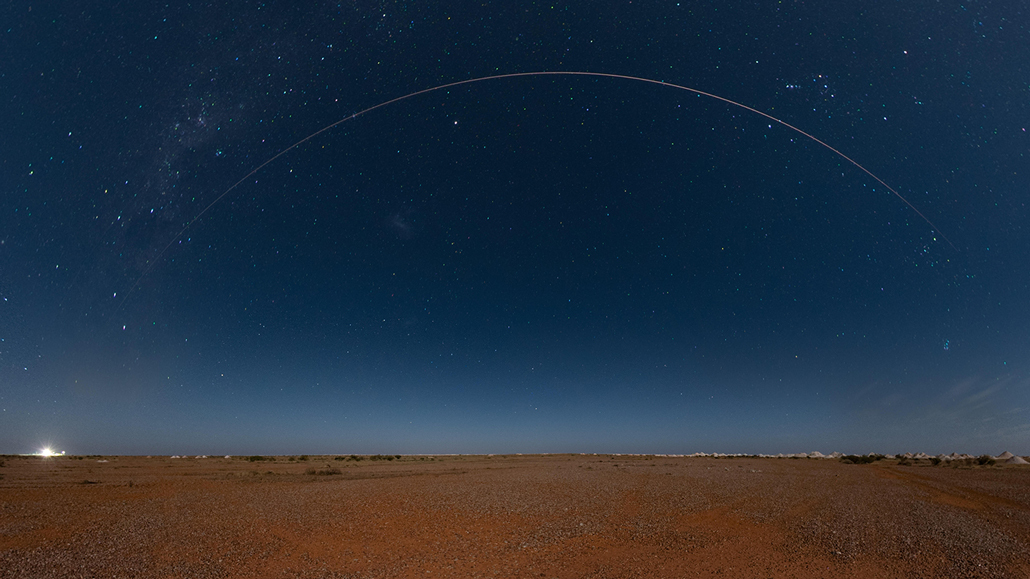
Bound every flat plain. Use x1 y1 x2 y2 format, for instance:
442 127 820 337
1 453 1028 578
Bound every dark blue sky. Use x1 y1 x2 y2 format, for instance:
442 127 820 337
2 2 1028 455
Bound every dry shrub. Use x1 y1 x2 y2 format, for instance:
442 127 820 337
306 466 342 476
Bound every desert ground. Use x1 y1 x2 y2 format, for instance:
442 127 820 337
1 453 1028 578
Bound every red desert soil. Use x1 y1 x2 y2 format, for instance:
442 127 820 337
1 454 1028 578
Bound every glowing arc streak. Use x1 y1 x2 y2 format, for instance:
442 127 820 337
122 71 954 307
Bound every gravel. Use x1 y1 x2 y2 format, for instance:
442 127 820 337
1 454 1028 578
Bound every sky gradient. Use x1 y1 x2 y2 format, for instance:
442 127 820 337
2 1 1028 455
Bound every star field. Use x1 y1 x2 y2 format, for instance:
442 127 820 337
1 2 1028 455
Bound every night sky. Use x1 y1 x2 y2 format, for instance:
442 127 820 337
2 2 1028 456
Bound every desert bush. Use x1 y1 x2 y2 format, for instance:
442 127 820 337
929 457 942 466
977 455 996 466
840 455 883 465
247 456 273 462
298 455 309 461
333 456 345 461
305 466 341 476
897 457 911 466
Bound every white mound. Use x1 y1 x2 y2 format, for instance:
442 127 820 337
1004 455 1028 465
996 451 1015 460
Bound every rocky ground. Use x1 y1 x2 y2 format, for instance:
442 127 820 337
1 453 1028 578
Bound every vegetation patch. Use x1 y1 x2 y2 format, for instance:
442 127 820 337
840 454 885 464
340 454 403 461
306 466 342 476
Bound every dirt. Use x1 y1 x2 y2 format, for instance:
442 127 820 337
1 454 1028 578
